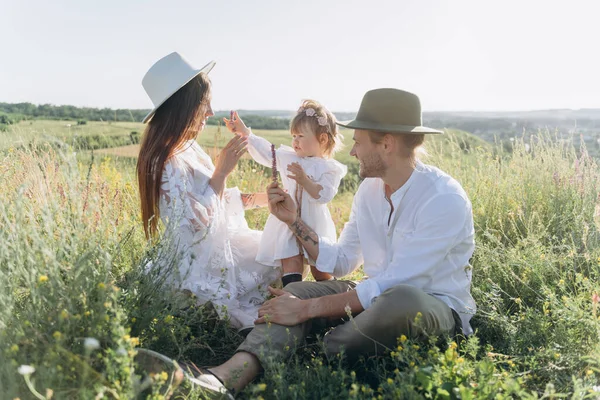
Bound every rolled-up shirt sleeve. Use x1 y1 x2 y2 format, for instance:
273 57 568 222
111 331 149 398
354 193 469 309
315 194 364 277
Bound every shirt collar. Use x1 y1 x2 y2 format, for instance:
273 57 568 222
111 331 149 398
386 160 423 207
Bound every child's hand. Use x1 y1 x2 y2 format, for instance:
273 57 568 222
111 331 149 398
223 111 251 138
287 162 309 186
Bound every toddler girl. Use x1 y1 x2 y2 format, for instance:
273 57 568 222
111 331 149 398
225 100 347 286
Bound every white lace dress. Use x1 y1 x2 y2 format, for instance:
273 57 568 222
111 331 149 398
158 140 280 330
247 133 348 266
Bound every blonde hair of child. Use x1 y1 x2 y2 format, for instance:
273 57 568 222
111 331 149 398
290 99 343 158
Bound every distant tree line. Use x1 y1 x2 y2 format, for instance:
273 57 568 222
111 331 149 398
0 102 292 131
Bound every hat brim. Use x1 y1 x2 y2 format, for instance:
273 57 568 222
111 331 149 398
143 60 216 124
336 119 443 134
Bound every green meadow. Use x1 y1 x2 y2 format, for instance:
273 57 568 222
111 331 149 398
1 120 599 399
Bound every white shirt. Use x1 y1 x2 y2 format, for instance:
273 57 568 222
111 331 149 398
316 161 477 334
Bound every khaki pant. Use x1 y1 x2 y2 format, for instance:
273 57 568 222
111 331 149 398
237 280 458 365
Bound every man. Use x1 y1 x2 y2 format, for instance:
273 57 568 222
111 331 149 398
138 88 476 397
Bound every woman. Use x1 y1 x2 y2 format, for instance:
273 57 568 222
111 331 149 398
137 52 280 331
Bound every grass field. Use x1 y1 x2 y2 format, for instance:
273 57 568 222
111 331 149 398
1 122 599 399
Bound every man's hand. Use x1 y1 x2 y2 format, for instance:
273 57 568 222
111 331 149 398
267 181 297 225
255 287 310 326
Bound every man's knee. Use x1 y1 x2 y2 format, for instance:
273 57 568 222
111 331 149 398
282 281 311 298
378 284 427 306
373 285 450 335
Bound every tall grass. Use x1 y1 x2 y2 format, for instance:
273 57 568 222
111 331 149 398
0 130 599 399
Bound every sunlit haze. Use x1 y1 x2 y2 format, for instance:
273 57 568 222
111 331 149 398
2 0 599 112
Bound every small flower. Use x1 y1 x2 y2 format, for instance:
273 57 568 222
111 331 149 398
84 337 100 351
317 116 328 126
164 315 173 323
159 371 169 381
97 282 106 290
38 275 48 283
305 108 316 117
53 331 62 340
257 383 267 391
387 378 393 384
399 335 407 343
18 365 35 376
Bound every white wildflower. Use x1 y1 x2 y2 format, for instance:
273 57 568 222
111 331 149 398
116 347 128 356
84 337 100 351
18 365 35 375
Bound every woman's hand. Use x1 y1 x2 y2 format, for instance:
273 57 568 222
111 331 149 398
214 134 248 177
287 162 309 186
241 193 268 209
223 111 251 138
210 135 248 196
267 181 297 225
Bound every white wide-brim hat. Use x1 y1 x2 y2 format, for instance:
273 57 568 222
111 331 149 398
141 52 215 123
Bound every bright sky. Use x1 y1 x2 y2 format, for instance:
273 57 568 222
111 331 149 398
1 0 599 112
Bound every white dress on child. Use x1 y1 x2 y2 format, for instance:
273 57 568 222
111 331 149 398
247 132 348 266
157 139 280 330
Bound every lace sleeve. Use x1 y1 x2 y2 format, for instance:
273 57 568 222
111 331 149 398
159 160 221 242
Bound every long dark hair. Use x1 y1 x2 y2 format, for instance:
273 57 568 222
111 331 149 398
136 73 212 238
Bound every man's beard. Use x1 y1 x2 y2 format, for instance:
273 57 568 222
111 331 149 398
358 153 386 178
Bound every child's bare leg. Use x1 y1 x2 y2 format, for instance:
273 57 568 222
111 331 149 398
310 265 333 281
281 254 304 287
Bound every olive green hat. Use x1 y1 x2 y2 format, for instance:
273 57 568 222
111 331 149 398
337 88 442 134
